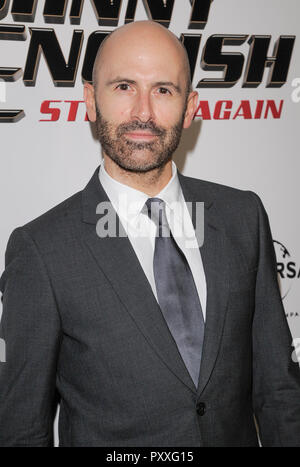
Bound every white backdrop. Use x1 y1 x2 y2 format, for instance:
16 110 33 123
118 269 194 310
0 0 300 445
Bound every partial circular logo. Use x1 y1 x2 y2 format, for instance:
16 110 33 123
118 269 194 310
274 240 299 300
292 338 300 364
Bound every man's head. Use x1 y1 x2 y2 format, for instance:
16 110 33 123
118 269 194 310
92 22 192 97
84 20 198 173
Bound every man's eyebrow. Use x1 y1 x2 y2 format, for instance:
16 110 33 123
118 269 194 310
106 77 136 86
106 77 182 94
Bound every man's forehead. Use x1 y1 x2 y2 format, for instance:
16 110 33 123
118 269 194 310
103 39 182 64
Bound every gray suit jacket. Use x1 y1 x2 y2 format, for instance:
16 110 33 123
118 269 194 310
1 166 300 447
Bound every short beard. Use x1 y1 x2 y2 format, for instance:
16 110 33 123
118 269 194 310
95 104 186 174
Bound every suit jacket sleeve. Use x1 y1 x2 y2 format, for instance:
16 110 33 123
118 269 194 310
0 227 62 447
250 192 300 447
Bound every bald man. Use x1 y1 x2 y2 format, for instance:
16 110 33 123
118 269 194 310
1 21 300 447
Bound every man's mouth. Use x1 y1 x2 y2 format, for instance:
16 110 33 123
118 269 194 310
124 131 160 141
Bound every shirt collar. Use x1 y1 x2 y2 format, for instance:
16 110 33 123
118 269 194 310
99 159 182 227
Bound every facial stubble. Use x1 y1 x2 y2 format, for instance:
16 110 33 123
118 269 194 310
95 104 186 173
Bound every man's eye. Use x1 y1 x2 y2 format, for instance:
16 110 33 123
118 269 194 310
117 83 130 91
158 87 171 95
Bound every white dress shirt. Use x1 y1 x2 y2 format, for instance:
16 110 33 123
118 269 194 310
99 160 207 320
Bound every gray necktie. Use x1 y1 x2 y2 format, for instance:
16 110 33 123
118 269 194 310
145 197 205 388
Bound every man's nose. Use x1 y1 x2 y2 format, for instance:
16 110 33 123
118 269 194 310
130 91 154 123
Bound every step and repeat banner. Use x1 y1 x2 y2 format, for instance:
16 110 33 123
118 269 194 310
0 0 300 442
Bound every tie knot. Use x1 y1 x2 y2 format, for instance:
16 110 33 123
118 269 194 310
145 198 169 236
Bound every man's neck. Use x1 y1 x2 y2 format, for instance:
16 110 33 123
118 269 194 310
103 155 173 197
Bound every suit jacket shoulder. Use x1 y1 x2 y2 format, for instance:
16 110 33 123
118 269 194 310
178 172 267 272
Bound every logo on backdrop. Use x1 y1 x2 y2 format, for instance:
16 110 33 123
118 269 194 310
274 240 300 318
292 338 300 365
0 0 297 122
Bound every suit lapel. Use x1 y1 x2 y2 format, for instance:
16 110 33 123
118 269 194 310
178 173 230 396
81 166 197 393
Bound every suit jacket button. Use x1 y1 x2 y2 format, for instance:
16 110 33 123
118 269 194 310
196 402 206 416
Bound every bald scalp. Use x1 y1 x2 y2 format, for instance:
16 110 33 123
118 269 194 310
92 21 192 96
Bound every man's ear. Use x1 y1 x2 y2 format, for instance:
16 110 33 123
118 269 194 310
84 82 97 122
183 91 199 129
